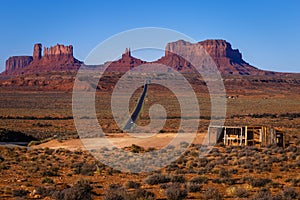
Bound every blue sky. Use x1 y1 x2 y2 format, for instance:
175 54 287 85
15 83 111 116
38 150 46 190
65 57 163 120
0 0 299 72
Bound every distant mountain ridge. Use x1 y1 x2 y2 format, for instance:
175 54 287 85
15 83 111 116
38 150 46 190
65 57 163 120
0 39 293 76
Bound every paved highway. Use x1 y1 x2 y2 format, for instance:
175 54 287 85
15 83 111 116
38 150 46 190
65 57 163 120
123 81 148 130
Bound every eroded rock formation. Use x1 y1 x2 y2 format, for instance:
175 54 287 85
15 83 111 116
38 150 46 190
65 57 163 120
104 48 146 72
4 43 81 75
33 43 42 60
2 39 282 77
5 56 33 74
158 39 277 75
44 44 73 58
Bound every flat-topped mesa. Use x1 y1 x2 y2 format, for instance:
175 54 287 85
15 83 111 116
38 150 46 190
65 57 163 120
199 39 245 65
5 56 33 73
43 44 74 58
159 39 273 75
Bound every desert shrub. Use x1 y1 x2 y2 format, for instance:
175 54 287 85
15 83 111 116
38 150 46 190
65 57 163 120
42 177 54 184
179 141 189 148
229 168 238 174
233 187 249 198
160 184 168 190
165 164 179 172
170 175 186 183
203 187 223 200
292 178 300 186
12 189 29 197
147 147 155 152
44 148 55 155
130 144 144 153
109 183 123 190
212 178 222 184
219 168 230 177
80 163 96 176
145 174 171 185
73 162 96 176
35 186 56 198
250 178 272 187
125 181 141 189
0 163 9 170
270 182 281 188
52 179 92 200
222 178 237 185
281 187 299 200
190 176 208 184
104 190 125 200
186 182 202 193
251 188 271 200
128 189 155 200
165 183 187 200
104 186 155 200
205 162 216 170
196 169 207 175
285 145 298 153
41 166 59 177
198 157 209 167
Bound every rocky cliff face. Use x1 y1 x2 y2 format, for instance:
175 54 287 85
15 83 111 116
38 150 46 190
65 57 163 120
4 44 81 75
158 39 277 76
5 56 33 74
44 44 73 58
199 40 244 65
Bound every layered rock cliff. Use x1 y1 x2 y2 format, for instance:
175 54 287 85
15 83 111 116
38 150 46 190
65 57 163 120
5 56 33 73
158 39 277 75
4 43 81 75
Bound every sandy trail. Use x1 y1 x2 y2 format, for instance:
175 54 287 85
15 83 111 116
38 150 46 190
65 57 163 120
34 133 206 151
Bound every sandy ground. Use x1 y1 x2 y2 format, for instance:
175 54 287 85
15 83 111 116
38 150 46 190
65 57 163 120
34 133 206 151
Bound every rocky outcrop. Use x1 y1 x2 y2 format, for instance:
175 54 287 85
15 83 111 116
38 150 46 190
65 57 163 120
5 56 33 73
199 40 244 65
104 48 146 72
4 43 81 75
2 39 285 77
158 39 278 76
33 43 42 60
44 44 73 58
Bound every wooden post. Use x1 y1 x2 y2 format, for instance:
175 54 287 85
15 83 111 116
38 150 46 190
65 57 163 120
264 127 267 146
245 126 248 146
208 127 210 145
224 127 227 146
240 127 243 146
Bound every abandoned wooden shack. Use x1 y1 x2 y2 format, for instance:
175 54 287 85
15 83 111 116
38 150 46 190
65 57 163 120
207 126 289 148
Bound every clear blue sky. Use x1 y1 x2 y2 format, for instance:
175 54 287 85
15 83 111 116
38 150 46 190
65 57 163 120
0 0 299 72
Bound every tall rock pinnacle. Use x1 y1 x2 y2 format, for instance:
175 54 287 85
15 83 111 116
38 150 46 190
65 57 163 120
33 43 42 60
